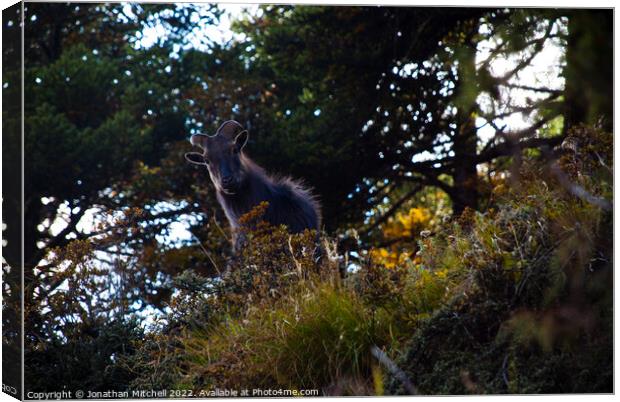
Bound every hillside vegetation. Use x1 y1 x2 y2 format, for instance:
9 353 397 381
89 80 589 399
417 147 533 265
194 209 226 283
120 125 613 395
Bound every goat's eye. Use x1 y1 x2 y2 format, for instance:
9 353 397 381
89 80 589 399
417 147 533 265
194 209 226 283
232 148 239 155
203 157 210 165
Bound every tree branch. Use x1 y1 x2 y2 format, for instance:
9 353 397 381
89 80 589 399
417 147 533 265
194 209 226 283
503 83 562 94
359 184 423 237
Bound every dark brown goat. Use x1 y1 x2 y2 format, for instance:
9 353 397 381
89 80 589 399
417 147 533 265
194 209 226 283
185 120 321 250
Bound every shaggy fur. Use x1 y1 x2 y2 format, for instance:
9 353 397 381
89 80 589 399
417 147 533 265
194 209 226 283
185 120 321 250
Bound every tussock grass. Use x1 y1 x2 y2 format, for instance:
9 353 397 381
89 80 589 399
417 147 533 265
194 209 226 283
180 283 387 393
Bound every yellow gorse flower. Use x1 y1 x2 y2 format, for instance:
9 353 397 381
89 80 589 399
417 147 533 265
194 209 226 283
371 206 433 269
383 207 432 240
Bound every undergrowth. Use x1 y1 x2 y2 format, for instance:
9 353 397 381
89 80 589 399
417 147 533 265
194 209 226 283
121 126 613 395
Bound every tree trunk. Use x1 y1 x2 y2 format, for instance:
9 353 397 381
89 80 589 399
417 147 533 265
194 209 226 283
452 32 479 216
452 113 479 215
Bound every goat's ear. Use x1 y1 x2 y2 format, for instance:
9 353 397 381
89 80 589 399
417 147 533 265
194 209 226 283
234 130 249 152
185 152 206 165
217 120 244 140
190 134 208 149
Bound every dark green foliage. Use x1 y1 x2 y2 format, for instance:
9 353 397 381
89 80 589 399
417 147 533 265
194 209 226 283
26 318 144 392
563 10 613 132
228 6 492 228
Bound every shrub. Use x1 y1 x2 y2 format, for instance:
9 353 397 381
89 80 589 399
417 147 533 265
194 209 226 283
386 125 612 394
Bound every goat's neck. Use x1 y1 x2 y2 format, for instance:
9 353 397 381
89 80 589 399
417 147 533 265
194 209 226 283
217 161 271 226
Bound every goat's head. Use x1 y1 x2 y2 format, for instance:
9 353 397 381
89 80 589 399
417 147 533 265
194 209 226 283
185 120 249 195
